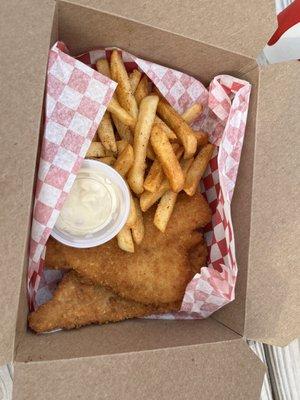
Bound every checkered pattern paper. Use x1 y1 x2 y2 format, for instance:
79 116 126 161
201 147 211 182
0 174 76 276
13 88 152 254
31 45 251 319
77 48 251 318
28 42 116 309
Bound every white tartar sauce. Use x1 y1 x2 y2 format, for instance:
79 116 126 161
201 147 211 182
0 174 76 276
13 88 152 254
55 167 117 236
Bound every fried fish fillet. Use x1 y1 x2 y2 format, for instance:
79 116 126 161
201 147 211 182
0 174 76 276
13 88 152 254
29 272 179 333
46 192 211 306
188 234 208 275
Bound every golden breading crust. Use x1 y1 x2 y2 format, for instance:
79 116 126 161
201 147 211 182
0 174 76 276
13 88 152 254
28 272 180 333
46 192 211 306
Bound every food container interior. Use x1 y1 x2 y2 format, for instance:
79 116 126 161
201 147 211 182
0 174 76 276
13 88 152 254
14 0 260 363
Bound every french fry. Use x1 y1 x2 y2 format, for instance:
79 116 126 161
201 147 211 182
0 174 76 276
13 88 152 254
144 159 164 192
97 58 136 142
108 97 136 129
153 157 194 232
86 142 106 158
144 143 180 192
97 111 117 153
135 75 150 105
126 193 138 228
153 190 178 233
114 143 134 177
110 50 138 119
112 114 134 143
140 147 184 211
127 95 159 195
184 143 214 196
116 140 128 154
174 145 184 160
154 116 177 141
96 59 111 78
104 149 114 157
131 198 144 244
193 130 209 146
129 69 142 93
150 124 184 193
181 157 194 176
157 97 197 159
140 179 169 212
97 156 116 166
117 225 134 253
181 103 203 125
146 142 156 160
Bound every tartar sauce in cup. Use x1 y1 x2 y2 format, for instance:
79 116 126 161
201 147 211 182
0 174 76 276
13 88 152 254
51 159 130 248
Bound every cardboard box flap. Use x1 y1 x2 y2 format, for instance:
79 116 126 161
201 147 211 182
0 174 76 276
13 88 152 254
0 0 55 365
245 61 300 346
15 319 237 362
66 0 276 58
13 338 265 400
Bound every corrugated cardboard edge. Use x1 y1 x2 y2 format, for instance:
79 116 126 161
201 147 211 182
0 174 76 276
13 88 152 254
64 0 277 59
245 61 300 346
0 0 56 365
12 339 265 400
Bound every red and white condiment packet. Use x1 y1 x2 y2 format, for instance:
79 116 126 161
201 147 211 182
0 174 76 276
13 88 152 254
29 43 251 319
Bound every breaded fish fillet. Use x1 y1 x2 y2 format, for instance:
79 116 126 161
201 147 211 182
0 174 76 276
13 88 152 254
46 192 211 305
188 234 208 275
29 272 179 333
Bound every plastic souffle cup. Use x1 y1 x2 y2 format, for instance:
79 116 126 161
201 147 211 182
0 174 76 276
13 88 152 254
51 159 130 248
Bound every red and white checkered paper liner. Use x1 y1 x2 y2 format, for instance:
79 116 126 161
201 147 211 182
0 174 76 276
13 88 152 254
28 42 116 309
30 44 251 319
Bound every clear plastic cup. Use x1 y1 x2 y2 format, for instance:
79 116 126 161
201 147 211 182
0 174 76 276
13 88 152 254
51 159 130 248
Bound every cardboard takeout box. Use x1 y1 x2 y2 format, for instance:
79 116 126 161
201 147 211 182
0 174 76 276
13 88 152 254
1 0 299 398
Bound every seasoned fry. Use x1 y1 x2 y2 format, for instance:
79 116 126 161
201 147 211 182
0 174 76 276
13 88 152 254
104 149 114 157
97 111 117 153
150 124 184 193
144 144 180 192
153 157 194 232
193 130 209 146
173 145 184 161
86 142 106 158
181 103 203 125
144 159 164 192
131 198 144 244
110 50 138 119
96 59 111 78
140 179 169 212
117 225 134 253
126 193 138 228
127 95 159 194
154 116 177 141
157 98 197 159
114 143 134 177
154 190 177 233
112 114 133 143
97 58 136 141
129 69 142 93
181 157 194 176
184 143 214 196
116 140 128 154
108 97 136 129
97 156 116 166
135 75 150 105
146 142 156 160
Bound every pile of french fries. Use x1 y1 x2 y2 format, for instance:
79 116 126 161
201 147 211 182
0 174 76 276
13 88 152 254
86 50 214 253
